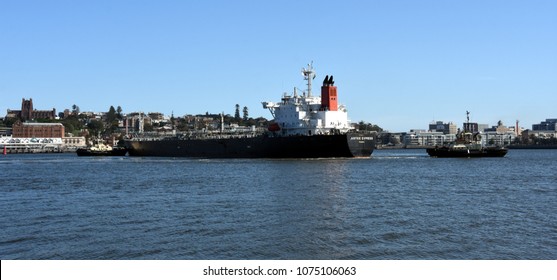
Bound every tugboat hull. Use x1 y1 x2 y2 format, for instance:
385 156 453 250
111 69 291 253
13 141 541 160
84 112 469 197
426 146 508 158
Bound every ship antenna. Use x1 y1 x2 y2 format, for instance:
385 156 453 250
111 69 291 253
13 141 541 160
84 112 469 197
301 62 316 97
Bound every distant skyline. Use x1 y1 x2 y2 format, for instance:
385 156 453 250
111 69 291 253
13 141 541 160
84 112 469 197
1 0 556 132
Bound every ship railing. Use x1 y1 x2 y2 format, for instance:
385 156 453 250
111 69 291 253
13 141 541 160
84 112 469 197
178 132 264 140
128 129 266 141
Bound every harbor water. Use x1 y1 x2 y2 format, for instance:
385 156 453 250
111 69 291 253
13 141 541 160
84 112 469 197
0 149 555 259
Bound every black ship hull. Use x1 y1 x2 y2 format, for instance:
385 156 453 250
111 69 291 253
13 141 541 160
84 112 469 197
125 132 374 158
426 146 508 158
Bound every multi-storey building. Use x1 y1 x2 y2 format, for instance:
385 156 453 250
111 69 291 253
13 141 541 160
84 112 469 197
63 136 87 149
12 122 65 138
532 119 557 131
428 121 457 134
404 131 457 147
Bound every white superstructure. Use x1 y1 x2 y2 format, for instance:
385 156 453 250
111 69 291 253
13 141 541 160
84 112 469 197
262 63 352 136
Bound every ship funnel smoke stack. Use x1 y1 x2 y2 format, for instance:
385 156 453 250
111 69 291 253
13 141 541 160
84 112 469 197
322 75 334 86
321 74 338 111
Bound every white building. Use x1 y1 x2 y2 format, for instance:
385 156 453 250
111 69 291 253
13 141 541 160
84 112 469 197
404 132 457 147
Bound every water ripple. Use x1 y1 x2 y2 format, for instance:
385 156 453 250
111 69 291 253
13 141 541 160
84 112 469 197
0 150 556 259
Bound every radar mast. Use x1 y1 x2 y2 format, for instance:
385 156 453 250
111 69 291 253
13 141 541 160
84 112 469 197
301 62 316 97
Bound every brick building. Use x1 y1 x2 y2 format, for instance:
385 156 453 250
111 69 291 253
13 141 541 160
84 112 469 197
6 98 56 121
12 122 65 138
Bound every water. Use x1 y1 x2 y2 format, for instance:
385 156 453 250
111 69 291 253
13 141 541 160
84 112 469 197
0 149 555 259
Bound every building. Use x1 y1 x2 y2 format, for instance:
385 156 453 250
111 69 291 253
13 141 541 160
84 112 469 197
404 131 456 147
377 132 404 146
12 122 65 138
532 118 557 131
148 112 165 122
0 125 11 136
482 120 516 146
428 121 457 134
63 136 87 150
463 122 479 133
6 98 56 121
511 120 523 136
521 129 557 144
483 131 516 146
125 112 151 134
478 124 489 132
484 120 512 134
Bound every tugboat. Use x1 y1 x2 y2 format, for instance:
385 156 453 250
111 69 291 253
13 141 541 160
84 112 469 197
426 111 508 158
76 140 127 156
125 63 375 158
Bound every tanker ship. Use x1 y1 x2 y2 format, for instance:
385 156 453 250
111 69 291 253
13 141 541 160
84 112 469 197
125 63 375 158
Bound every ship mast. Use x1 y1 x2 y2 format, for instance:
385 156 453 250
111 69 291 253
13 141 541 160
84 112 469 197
301 62 316 97
466 110 470 123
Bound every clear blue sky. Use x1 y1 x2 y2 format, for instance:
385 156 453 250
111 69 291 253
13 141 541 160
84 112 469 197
1 0 556 131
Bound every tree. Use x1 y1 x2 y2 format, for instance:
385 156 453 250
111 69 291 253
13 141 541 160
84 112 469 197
358 121 366 130
177 121 189 131
116 106 123 120
61 115 84 135
370 124 383 132
87 119 104 137
107 106 117 123
234 104 240 120
72 104 80 115
242 106 249 122
170 112 175 128
2 117 17 127
357 121 383 132
143 123 154 132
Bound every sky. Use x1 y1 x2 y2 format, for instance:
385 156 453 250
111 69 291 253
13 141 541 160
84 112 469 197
1 0 556 132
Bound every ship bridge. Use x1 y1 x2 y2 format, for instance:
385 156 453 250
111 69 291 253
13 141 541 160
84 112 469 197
262 63 352 136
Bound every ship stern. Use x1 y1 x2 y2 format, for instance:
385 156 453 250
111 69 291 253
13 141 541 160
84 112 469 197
346 132 375 157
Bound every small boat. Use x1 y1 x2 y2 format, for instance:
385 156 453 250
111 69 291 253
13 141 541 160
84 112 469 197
426 112 508 158
76 141 127 156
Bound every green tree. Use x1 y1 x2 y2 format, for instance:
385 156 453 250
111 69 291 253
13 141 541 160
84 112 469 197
358 121 383 132
107 106 117 123
234 104 241 120
143 123 154 132
177 121 189 131
242 106 249 122
61 115 84 135
170 112 176 130
2 117 18 127
72 104 80 115
87 119 104 137
116 106 123 120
